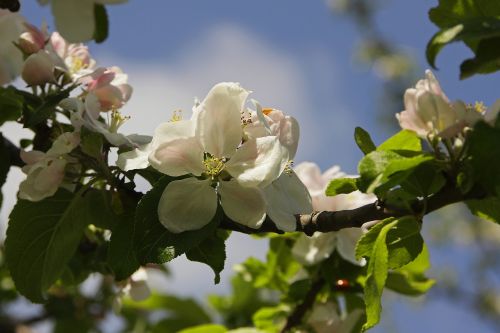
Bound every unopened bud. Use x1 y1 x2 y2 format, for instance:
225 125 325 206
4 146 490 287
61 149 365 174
22 50 55 86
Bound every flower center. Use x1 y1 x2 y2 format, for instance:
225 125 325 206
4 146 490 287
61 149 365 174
70 56 88 75
108 109 130 133
203 155 226 179
169 109 183 122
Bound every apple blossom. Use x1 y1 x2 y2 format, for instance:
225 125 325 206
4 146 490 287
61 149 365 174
119 82 288 233
79 67 132 111
0 9 25 85
48 31 96 78
291 162 375 265
396 70 482 139
19 132 80 201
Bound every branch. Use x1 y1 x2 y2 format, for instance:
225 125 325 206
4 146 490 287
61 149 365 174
220 184 487 235
280 277 326 333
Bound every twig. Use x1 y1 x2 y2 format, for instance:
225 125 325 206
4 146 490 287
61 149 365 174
280 277 326 332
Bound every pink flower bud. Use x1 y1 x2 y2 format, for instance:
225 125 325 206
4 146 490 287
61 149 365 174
21 50 56 86
17 23 47 54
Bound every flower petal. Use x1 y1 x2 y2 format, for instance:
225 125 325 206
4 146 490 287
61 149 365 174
218 180 266 229
195 82 248 157
51 0 95 43
149 137 204 176
116 143 152 171
226 136 288 188
336 228 364 265
263 171 312 232
150 120 195 149
291 232 337 266
158 178 217 233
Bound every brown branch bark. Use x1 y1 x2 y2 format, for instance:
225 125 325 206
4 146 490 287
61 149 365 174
220 184 487 235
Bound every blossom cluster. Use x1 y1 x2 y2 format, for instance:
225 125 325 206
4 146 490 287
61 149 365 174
117 82 313 233
396 69 498 140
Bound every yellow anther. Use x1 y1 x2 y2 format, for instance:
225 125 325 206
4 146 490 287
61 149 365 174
169 109 183 122
70 57 88 75
262 107 274 115
284 160 294 175
474 101 486 114
203 156 226 178
109 108 130 133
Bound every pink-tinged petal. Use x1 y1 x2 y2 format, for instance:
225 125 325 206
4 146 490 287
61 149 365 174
226 136 288 188
196 82 248 157
20 150 45 165
218 180 266 229
417 91 455 132
158 178 217 233
263 171 312 232
149 137 204 176
150 120 195 149
293 161 325 196
34 158 66 192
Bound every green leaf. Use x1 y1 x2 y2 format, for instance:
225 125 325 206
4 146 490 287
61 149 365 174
362 220 397 331
252 305 289 333
179 324 227 333
0 86 23 126
0 133 11 208
460 36 500 79
428 0 500 76
401 164 446 197
325 177 358 196
93 4 109 43
354 127 376 155
377 130 421 152
80 129 103 159
24 86 74 127
468 121 500 195
186 230 229 284
5 189 93 302
386 245 435 296
426 19 500 69
466 196 500 224
385 216 423 270
124 293 212 325
358 150 433 194
107 213 140 280
356 217 423 270
355 218 395 261
134 176 222 264
83 189 120 229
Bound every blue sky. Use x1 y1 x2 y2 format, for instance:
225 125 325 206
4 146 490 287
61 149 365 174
8 1 500 332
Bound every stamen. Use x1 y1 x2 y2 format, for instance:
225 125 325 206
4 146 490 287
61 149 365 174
203 155 226 179
169 109 183 122
109 108 130 133
262 107 274 115
284 160 294 175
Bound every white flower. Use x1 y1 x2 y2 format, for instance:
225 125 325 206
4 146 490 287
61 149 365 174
48 31 96 79
0 9 25 85
127 82 288 233
46 0 128 43
19 132 80 201
396 70 481 139
291 162 375 265
306 302 363 333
